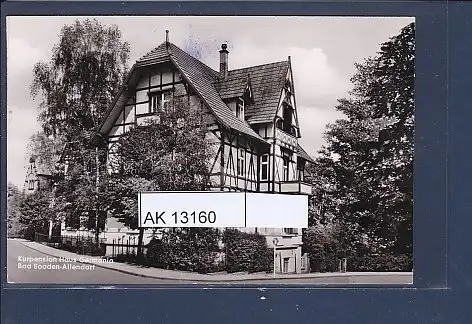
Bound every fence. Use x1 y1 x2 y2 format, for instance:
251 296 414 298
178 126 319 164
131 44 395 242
35 232 106 256
108 236 147 259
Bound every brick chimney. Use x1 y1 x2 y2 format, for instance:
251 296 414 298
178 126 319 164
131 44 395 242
219 43 229 81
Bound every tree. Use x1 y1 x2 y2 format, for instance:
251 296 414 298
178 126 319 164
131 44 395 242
17 190 55 240
31 18 130 140
105 97 213 258
307 23 414 271
302 224 344 273
26 132 65 176
7 183 25 238
30 19 130 242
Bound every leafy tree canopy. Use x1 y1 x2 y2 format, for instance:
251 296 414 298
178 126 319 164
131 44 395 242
29 19 131 234
306 22 414 269
31 18 130 140
105 97 213 229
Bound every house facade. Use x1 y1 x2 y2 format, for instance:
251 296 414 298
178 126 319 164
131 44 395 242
96 37 314 273
23 156 54 194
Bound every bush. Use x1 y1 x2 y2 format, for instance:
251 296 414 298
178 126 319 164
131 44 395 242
348 252 412 272
303 226 342 273
17 191 52 240
145 228 221 274
115 251 137 264
222 229 272 273
303 226 413 272
145 238 167 268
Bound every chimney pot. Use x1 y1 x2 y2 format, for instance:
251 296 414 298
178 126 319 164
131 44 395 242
219 43 229 81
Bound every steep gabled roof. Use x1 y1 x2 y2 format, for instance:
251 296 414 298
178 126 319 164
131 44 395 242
216 61 289 124
215 76 249 100
297 144 315 164
98 41 293 146
99 42 268 145
166 44 267 143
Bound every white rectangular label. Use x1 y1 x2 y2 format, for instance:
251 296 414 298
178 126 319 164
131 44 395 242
138 192 308 228
139 192 246 227
245 193 308 228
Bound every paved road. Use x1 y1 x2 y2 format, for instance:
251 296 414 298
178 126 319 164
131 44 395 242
7 239 412 285
7 239 187 284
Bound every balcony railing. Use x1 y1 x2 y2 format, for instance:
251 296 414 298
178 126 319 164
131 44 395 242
279 181 312 195
275 128 297 151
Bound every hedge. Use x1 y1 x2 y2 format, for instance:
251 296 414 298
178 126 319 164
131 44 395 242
348 252 412 272
145 228 221 274
222 229 272 273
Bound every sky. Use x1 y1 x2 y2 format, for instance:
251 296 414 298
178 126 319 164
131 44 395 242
6 16 414 188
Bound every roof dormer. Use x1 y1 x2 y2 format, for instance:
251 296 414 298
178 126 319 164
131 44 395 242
236 97 245 120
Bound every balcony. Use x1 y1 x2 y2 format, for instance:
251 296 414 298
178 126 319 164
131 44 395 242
279 181 312 195
275 128 298 151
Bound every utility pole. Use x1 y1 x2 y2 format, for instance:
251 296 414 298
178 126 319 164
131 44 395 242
273 237 279 278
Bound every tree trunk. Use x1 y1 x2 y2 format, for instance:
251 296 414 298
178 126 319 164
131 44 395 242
48 220 53 241
137 227 145 260
95 146 100 244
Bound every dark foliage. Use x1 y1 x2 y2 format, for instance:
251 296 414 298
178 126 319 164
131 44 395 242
28 19 130 238
302 226 343 273
17 191 54 240
305 23 414 272
222 229 272 273
145 228 221 274
7 183 26 238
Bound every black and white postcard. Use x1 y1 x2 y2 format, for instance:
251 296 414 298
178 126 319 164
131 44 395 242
6 16 414 285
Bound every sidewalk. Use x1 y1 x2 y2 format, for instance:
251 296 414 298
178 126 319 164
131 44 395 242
13 239 413 282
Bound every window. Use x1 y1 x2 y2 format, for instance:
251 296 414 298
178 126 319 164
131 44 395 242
236 98 244 119
149 93 159 113
260 154 269 181
149 91 172 113
283 156 289 181
282 104 293 133
283 258 289 273
28 180 34 190
237 148 245 176
284 228 297 235
162 91 172 111
298 169 304 181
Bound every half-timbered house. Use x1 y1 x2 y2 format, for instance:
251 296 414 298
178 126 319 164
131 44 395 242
96 35 314 273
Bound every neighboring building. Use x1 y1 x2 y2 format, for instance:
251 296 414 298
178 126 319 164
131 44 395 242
95 35 314 273
23 156 54 194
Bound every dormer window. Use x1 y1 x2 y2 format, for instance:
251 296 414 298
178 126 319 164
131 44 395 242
236 98 244 119
246 85 252 99
149 90 172 113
